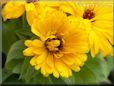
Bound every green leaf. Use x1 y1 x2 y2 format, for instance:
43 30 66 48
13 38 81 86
2 13 36 54
30 72 54 85
15 13 34 40
12 61 23 74
14 13 38 40
48 76 66 85
2 74 25 85
15 27 37 40
63 53 113 85
5 40 25 74
19 57 34 82
105 55 114 71
2 18 22 54
30 73 66 85
6 40 25 63
1 68 12 83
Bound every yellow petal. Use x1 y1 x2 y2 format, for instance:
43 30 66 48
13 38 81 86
90 46 96 57
30 56 37 66
89 29 113 57
41 62 47 76
2 1 25 21
102 32 113 45
41 62 52 77
63 31 89 54
74 58 82 66
35 64 42 70
60 2 76 15
55 59 71 78
99 37 113 57
31 20 46 41
95 5 113 20
32 39 44 48
53 68 59 78
75 54 87 62
70 65 80 72
36 51 47 64
23 47 34 56
61 54 75 65
24 40 33 47
89 31 97 57
60 2 84 17
46 54 54 68
25 3 38 25
31 7 68 40
33 48 46 55
54 51 63 58
52 58 59 78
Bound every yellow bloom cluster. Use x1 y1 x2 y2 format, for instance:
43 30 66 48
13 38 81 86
2 1 113 78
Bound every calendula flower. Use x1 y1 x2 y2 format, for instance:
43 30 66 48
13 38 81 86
2 0 42 25
26 0 63 25
61 1 113 57
1 1 41 25
2 0 64 25
2 1 26 21
23 7 88 78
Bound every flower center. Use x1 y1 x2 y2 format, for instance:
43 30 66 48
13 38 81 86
45 35 63 52
83 9 95 20
27 0 37 3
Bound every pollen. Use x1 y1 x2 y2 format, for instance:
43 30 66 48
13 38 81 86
45 35 63 52
83 9 95 20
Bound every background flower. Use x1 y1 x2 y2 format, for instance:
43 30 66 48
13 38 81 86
60 1 113 57
2 0 66 25
2 1 26 21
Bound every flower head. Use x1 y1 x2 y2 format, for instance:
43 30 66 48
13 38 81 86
2 1 64 25
61 1 113 57
2 1 26 21
23 7 88 78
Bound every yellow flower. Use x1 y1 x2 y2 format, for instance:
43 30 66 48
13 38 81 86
61 1 113 57
2 1 40 25
2 0 64 25
23 7 88 78
2 1 26 21
25 1 63 25
26 1 70 25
